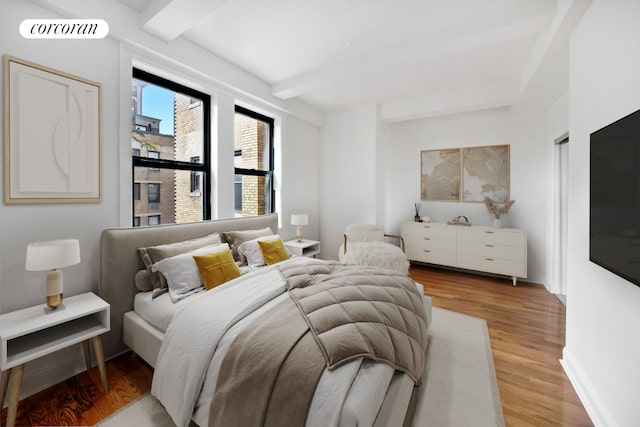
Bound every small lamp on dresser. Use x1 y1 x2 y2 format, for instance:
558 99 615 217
291 214 308 242
25 239 81 309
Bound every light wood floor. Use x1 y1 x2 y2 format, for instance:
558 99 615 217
409 264 593 427
1 263 593 426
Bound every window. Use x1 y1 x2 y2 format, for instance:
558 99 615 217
148 183 160 210
148 150 160 171
148 183 160 203
234 106 275 217
190 156 201 193
131 68 211 227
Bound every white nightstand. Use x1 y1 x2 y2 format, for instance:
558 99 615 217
285 239 321 258
0 292 110 427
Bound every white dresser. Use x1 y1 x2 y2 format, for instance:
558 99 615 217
401 221 527 285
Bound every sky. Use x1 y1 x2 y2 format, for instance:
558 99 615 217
142 83 174 136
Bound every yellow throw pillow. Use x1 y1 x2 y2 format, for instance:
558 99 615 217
258 238 290 265
193 249 241 290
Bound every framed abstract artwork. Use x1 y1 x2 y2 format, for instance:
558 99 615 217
462 145 510 202
4 55 102 203
420 148 461 201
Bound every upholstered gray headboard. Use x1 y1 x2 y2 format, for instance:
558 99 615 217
99 214 279 358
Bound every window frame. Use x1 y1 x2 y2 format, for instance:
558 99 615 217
147 183 160 204
190 156 201 193
131 68 212 226
147 150 160 171
234 105 275 215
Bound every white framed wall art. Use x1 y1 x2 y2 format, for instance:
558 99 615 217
4 55 102 204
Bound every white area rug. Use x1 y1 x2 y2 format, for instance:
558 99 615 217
96 391 178 427
98 307 504 427
410 307 505 426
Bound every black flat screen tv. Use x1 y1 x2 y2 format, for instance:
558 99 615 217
590 108 640 287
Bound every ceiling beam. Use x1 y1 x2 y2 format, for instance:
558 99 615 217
141 0 230 42
271 1 554 101
516 0 593 99
379 81 516 122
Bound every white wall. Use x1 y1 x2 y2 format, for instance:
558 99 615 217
0 3 122 311
281 115 321 240
318 104 557 286
319 105 380 259
0 0 321 403
562 1 640 425
385 108 551 285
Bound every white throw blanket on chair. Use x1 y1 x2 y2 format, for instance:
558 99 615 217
339 241 410 275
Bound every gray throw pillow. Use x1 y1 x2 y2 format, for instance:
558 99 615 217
223 227 273 264
137 232 222 290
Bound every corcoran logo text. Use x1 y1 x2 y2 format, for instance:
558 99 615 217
20 19 109 39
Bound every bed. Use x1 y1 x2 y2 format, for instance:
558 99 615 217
99 214 432 427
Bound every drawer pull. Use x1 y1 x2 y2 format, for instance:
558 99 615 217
485 244 494 248
423 225 431 228
423 250 431 253
485 231 494 234
423 237 431 240
485 258 494 261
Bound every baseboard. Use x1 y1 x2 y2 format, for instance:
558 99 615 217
560 346 617 427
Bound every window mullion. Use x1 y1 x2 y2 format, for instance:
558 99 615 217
234 167 270 177
133 157 205 171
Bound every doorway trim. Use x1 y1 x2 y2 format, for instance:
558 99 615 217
551 132 569 298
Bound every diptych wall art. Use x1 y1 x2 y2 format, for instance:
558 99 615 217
462 145 510 202
420 148 460 201
4 55 102 204
420 144 509 203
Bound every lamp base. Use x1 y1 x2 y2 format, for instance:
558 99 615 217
46 269 64 309
46 293 63 309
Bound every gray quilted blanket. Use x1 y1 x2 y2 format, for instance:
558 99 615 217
209 258 429 426
281 258 429 382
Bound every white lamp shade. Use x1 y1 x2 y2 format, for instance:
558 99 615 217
291 214 308 226
25 239 81 271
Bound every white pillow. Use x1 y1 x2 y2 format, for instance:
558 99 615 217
152 243 229 302
238 235 289 267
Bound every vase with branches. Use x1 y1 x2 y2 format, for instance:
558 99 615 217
483 197 515 228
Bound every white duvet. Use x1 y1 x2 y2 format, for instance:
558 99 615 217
152 258 425 427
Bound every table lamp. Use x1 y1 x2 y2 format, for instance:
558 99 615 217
291 214 308 242
26 239 81 309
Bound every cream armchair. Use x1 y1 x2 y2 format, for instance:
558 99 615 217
338 224 409 275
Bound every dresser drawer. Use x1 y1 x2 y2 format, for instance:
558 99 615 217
401 222 456 240
458 254 526 277
404 235 457 252
458 241 525 262
406 247 456 267
458 227 525 246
